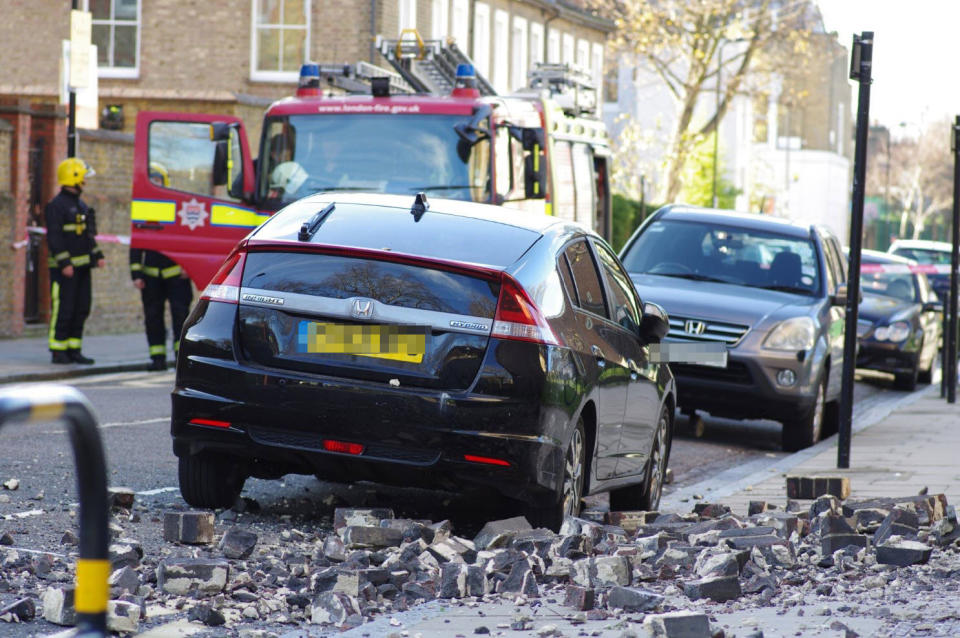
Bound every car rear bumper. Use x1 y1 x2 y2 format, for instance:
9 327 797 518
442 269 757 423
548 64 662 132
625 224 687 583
669 350 819 422
171 357 567 504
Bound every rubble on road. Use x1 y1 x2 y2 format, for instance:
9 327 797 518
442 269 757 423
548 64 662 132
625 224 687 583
0 492 958 635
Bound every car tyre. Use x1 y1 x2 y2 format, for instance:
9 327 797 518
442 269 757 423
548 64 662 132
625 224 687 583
178 453 246 509
895 363 919 392
609 404 671 512
530 417 586 531
782 374 826 452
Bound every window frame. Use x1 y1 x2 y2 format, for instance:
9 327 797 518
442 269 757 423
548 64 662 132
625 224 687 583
146 120 246 203
511 16 528 92
431 0 448 39
593 239 643 335
90 0 141 79
530 22 544 68
398 0 418 33
563 237 609 320
472 2 491 79
249 0 312 83
493 9 510 94
451 0 469 49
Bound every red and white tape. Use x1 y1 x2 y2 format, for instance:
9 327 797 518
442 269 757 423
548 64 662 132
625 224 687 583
11 226 131 250
860 263 951 275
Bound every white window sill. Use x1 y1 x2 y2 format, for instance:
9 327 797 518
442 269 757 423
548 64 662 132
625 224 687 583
249 71 299 83
98 67 139 79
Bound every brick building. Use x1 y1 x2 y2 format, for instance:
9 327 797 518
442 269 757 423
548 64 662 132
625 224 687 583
0 0 613 338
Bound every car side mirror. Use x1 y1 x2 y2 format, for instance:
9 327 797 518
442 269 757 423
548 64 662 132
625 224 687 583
924 300 944 313
639 301 670 343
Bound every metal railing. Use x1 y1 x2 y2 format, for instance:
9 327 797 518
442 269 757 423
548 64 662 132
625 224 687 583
0 384 108 637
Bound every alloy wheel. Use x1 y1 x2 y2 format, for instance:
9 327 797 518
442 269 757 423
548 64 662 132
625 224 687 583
646 410 670 510
560 423 585 519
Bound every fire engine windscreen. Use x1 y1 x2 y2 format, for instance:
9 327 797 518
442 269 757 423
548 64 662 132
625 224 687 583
258 114 491 206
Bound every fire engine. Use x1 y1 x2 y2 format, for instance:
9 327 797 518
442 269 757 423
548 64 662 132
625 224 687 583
130 34 611 288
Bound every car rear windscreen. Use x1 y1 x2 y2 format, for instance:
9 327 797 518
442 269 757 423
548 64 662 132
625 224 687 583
257 202 541 269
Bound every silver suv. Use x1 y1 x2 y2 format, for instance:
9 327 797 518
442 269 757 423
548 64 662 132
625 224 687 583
620 205 849 451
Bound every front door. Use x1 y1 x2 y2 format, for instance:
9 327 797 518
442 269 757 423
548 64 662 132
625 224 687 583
131 111 258 289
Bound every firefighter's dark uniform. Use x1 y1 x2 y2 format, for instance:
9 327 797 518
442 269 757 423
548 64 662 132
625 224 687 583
45 188 103 361
130 248 193 370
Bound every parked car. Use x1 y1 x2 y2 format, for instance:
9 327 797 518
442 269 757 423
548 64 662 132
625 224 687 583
888 239 951 302
172 193 675 528
856 249 942 390
620 204 849 451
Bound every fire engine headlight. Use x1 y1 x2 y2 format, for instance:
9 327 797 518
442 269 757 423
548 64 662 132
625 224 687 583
763 317 816 351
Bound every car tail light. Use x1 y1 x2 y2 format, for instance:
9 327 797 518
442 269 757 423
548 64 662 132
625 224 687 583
491 274 559 345
464 454 511 467
322 439 365 455
189 418 231 428
200 251 247 304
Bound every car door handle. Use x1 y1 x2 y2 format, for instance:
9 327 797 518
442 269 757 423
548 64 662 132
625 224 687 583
591 345 605 367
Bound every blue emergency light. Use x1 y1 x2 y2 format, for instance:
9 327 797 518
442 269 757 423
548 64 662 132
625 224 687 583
297 63 321 96
452 63 479 97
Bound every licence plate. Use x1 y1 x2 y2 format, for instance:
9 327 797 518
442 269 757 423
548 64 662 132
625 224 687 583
297 322 428 364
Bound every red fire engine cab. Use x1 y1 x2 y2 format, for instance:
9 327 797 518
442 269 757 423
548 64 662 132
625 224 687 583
131 37 611 288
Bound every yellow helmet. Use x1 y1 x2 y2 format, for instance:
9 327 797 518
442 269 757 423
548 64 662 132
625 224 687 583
148 161 170 187
57 157 95 187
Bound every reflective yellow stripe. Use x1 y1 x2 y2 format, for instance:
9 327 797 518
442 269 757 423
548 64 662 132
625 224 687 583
62 223 77 230
68 338 82 349
131 199 176 223
173 340 180 352
70 255 91 266
48 257 58 267
49 281 63 350
544 202 553 216
149 345 166 356
74 559 110 613
161 265 182 278
142 266 160 277
31 402 64 422
55 251 70 261
211 204 269 227
130 263 143 272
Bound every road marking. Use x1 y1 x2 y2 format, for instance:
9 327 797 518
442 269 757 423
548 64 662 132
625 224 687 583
4 509 44 520
40 416 168 434
137 487 179 496
0 546 68 558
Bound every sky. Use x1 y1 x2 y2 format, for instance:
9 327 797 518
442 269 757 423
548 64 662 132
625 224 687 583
816 0 960 135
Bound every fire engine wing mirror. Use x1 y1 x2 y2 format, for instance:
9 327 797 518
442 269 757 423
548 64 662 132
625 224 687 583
455 104 492 162
212 141 229 187
209 122 233 142
521 128 547 200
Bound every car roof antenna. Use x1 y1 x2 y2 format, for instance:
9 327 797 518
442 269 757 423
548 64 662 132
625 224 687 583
411 192 429 222
298 202 336 241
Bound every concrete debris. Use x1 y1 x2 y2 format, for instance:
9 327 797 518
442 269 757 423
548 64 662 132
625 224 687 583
219 525 258 559
163 510 215 544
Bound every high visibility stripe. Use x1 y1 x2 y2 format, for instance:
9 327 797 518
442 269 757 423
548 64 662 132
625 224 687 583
149 345 166 356
30 402 64 422
211 204 269 228
130 263 143 272
68 338 82 349
62 223 77 230
49 281 64 350
131 199 176 223
173 340 180 352
70 255 91 266
74 559 110 613
142 266 160 277
161 265 182 278
55 251 70 261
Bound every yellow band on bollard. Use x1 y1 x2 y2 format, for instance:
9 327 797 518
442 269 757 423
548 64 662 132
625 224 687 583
30 403 63 423
75 559 111 613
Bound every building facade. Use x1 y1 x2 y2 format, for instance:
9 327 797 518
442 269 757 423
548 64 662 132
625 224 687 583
0 0 612 337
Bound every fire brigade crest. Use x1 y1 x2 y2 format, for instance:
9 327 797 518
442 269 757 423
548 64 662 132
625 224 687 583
178 198 208 230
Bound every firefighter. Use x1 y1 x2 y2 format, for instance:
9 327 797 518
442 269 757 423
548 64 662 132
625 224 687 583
46 157 104 364
130 162 193 371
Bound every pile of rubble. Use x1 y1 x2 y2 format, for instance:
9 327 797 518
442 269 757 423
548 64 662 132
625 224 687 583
1 489 959 636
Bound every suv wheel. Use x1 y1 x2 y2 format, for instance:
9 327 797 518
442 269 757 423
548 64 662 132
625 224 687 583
178 453 246 509
609 404 671 511
531 418 585 531
782 375 825 452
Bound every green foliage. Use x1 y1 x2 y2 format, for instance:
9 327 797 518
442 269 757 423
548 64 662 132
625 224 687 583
676 133 740 209
611 193 653 252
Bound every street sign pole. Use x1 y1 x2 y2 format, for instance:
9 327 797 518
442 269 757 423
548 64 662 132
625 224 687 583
948 118 960 403
838 32 873 469
67 0 79 157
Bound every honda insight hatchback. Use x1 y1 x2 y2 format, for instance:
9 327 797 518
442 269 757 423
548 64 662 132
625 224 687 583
172 193 675 528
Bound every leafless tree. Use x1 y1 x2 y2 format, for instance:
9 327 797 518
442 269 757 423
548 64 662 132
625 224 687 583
887 120 953 239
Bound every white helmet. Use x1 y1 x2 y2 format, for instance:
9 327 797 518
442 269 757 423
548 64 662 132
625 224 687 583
269 161 308 194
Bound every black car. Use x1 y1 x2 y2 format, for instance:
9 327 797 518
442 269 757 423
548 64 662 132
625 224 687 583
620 205 849 451
856 249 942 390
172 193 675 528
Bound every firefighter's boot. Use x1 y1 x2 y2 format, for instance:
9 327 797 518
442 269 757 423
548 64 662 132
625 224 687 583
51 351 72 364
148 355 167 371
68 350 95 365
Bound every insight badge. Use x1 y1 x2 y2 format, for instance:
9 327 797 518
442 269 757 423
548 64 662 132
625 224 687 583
242 293 285 306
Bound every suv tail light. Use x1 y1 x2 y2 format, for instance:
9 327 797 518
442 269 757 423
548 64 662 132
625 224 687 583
200 251 247 304
491 274 559 345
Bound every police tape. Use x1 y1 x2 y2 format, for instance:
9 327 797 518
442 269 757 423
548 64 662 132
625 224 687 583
649 342 728 368
11 226 131 250
861 263 951 275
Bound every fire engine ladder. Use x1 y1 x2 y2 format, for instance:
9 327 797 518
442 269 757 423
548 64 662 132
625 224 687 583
376 31 497 96
525 63 598 117
317 62 416 95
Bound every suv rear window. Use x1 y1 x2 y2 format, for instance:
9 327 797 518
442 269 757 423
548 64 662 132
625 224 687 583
257 202 541 269
242 252 500 317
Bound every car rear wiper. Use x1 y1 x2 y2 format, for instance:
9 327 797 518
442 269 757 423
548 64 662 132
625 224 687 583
298 202 335 241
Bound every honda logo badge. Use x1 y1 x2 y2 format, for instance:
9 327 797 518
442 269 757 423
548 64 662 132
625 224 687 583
351 298 374 319
684 320 706 336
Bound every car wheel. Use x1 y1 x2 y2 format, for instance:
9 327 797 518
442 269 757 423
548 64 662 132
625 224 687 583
530 417 586 531
609 404 671 512
895 362 919 392
178 453 246 509
782 374 825 452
